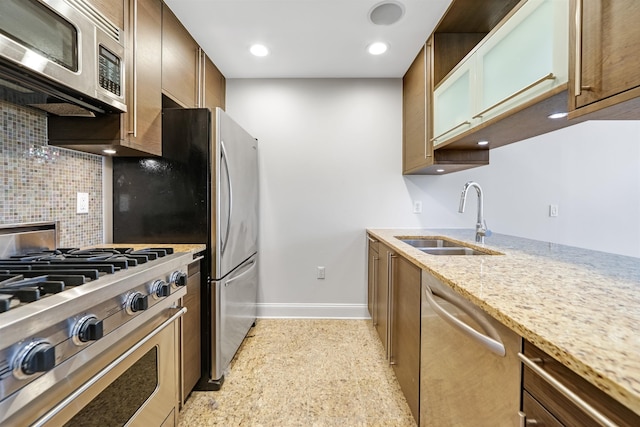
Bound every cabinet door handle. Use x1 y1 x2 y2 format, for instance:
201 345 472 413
518 353 618 427
387 253 397 365
472 73 556 119
372 254 378 326
423 44 431 158
127 0 139 136
430 121 471 144
197 47 203 107
574 0 583 96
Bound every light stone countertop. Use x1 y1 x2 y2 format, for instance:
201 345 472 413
91 243 206 255
367 228 640 416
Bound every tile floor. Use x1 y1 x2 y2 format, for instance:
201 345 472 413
178 319 417 426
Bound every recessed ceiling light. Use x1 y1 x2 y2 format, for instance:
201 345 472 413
369 1 405 25
103 149 117 155
250 44 269 57
368 42 388 55
436 168 445 173
477 140 489 146
548 112 568 119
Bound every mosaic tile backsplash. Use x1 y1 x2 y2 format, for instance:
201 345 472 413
0 101 103 248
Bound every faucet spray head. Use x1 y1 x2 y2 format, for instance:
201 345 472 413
458 190 467 213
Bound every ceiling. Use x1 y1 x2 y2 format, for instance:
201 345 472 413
162 0 453 79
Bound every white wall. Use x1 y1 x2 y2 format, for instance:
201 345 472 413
226 78 640 319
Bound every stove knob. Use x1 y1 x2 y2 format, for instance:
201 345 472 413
13 340 55 379
72 315 104 346
170 271 187 287
151 279 170 298
125 292 149 315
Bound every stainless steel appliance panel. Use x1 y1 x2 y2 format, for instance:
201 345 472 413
214 108 259 279
420 272 521 426
211 253 257 380
0 0 126 114
33 309 182 427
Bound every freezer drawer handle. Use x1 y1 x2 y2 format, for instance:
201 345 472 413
225 259 257 287
518 353 618 427
424 285 505 356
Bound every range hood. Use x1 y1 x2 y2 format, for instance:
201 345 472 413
0 61 114 117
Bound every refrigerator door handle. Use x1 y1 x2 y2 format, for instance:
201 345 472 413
225 258 257 287
220 139 233 257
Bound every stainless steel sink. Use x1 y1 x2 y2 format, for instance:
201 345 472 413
419 247 489 256
399 238 461 248
398 237 494 256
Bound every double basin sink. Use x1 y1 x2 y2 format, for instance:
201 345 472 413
398 237 497 256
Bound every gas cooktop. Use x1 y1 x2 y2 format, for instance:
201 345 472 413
0 247 175 312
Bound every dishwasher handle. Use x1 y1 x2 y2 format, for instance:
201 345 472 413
424 285 505 356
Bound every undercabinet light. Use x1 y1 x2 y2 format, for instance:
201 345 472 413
436 168 445 173
548 112 568 119
477 140 489 146
103 149 117 155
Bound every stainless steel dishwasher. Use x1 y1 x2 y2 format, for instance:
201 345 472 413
420 271 521 426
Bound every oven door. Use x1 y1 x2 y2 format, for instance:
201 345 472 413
31 307 184 427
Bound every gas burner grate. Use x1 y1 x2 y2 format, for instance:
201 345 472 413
0 246 175 312
0 273 87 312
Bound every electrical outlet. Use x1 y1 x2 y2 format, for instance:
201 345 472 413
317 266 325 280
549 204 558 217
413 200 423 214
77 192 89 214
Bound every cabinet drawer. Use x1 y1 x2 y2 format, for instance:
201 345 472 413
522 391 562 427
522 341 639 426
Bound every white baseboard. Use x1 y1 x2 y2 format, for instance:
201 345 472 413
257 302 370 319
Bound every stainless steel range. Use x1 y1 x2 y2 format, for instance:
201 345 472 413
0 222 193 426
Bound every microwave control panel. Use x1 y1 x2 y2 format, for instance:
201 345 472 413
98 45 122 97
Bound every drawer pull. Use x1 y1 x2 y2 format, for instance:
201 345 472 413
518 353 619 427
518 411 540 426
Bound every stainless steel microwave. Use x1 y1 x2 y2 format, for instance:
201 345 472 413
0 0 126 116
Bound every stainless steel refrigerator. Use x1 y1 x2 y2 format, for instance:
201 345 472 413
112 107 259 390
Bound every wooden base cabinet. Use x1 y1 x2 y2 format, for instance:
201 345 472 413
374 242 390 352
521 340 640 426
181 258 202 403
366 236 421 424
389 254 421 423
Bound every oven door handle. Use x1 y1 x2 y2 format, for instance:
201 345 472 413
32 307 187 427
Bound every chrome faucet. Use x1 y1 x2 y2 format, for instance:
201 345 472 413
458 181 490 244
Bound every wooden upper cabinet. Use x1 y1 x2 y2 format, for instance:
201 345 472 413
126 0 163 154
162 5 198 107
569 0 640 119
86 0 125 29
403 44 431 174
47 0 162 156
202 54 226 111
402 40 489 175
